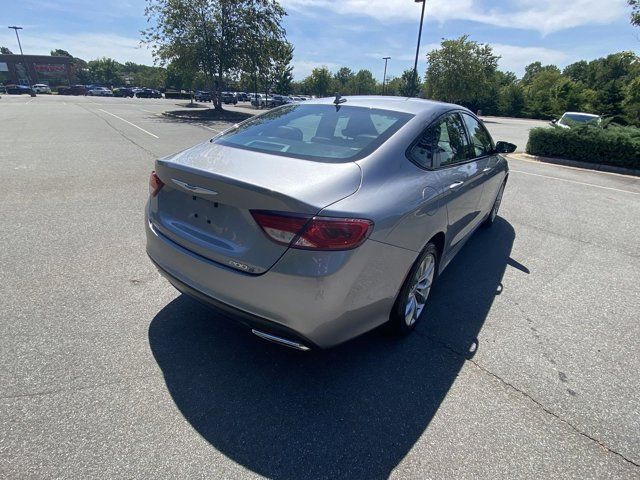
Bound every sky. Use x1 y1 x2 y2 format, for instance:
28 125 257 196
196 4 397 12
2 0 639 81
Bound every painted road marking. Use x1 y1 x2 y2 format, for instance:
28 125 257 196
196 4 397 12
510 170 639 196
98 109 159 139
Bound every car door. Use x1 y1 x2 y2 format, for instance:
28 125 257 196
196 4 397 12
460 112 503 215
430 113 487 248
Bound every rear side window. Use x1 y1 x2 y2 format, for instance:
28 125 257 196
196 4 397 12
408 113 469 168
214 104 413 162
461 113 494 158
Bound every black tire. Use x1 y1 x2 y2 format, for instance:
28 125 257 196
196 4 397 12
386 243 439 336
482 180 506 228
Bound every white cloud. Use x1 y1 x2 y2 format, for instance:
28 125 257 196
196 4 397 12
281 0 629 35
492 44 567 74
0 31 154 65
292 60 342 79
366 42 566 77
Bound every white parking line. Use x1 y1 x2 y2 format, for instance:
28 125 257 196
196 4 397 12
510 170 640 196
98 109 159 139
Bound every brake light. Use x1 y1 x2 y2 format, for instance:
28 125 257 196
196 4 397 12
149 171 164 197
251 211 373 251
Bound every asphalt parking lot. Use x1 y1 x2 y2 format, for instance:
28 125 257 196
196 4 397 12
1 94 638 479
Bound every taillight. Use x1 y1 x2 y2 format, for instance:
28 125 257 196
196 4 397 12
149 171 164 197
251 211 373 251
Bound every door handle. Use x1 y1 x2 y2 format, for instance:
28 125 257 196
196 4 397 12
483 167 492 173
449 181 464 190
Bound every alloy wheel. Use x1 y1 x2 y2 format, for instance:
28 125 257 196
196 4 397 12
404 253 436 327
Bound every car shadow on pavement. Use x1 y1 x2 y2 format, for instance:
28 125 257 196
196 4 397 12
148 217 517 479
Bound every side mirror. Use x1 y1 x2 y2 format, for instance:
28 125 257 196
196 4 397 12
495 141 517 154
551 119 557 124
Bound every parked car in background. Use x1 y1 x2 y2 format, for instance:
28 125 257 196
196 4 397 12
113 87 136 98
87 86 114 97
267 95 294 108
221 92 238 105
146 96 515 350
236 92 249 102
5 84 32 95
552 112 601 129
195 90 213 102
32 84 51 94
250 93 269 108
136 88 162 99
58 85 87 96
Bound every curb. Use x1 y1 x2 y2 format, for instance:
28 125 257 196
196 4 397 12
509 153 640 178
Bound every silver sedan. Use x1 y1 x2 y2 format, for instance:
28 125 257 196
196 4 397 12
146 96 515 350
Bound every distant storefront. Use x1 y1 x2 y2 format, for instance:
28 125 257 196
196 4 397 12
0 54 72 86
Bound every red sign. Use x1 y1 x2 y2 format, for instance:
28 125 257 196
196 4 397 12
33 64 66 73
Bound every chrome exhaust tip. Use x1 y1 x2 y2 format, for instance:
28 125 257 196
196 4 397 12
251 329 311 351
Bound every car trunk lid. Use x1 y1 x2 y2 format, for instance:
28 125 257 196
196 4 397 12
149 142 362 274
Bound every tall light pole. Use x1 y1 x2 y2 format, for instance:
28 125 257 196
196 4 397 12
382 56 390 95
8 26 24 55
8 25 35 96
412 0 426 97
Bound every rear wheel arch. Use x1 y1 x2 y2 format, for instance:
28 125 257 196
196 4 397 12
386 238 441 335
392 231 445 311
427 232 445 265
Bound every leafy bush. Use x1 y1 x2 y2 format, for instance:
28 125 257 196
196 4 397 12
526 124 640 169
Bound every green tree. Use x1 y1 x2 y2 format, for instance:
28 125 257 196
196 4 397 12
347 69 378 95
586 52 639 116
272 41 294 94
0 46 13 54
304 66 332 97
498 83 526 117
86 57 123 86
524 69 565 118
51 49 72 57
563 61 589 84
399 69 420 97
121 63 167 89
629 0 640 26
424 36 500 112
143 0 287 110
552 77 585 113
332 67 354 93
521 62 560 85
623 76 640 124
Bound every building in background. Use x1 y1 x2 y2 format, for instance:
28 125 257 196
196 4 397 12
0 54 72 86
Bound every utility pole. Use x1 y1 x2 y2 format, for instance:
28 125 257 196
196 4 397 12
412 1 426 97
8 25 36 96
382 57 390 95
8 26 23 55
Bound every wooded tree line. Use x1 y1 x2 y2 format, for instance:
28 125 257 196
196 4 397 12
293 37 639 125
47 49 166 89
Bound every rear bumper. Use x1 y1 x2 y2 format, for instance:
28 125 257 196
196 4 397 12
149 255 318 349
146 210 416 348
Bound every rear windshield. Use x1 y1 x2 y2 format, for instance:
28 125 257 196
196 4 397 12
214 104 413 162
562 113 599 124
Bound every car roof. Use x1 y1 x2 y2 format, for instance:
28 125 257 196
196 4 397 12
303 95 468 117
563 111 600 117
